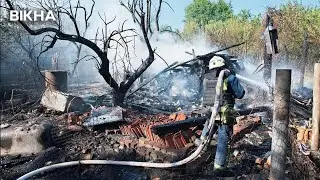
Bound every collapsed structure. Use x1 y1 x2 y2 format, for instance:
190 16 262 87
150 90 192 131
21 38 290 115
0 43 317 179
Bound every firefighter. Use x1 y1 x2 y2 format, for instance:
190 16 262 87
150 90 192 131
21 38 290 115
204 55 245 170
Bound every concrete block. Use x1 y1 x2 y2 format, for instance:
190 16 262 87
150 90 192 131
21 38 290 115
0 123 54 157
41 89 87 112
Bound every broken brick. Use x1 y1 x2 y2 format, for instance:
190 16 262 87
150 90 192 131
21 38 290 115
175 112 187 121
232 116 261 142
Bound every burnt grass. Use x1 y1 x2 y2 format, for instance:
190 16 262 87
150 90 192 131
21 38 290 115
0 104 187 180
2 101 317 180
0 123 179 180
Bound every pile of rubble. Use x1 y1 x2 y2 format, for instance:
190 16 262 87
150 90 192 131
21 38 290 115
291 87 313 119
0 68 318 179
1 96 268 179
126 68 202 111
120 112 192 149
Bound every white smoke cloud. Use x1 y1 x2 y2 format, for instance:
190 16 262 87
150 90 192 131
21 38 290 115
64 0 217 85
239 56 312 90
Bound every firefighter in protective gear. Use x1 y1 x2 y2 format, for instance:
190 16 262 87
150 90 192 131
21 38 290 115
203 55 245 170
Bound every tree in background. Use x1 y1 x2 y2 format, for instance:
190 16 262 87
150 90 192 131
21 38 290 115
237 9 252 21
185 0 233 29
183 0 320 80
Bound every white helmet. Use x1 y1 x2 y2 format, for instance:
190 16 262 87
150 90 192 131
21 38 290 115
209 56 225 70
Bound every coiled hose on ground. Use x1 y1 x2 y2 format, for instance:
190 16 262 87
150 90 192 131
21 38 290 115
17 70 227 180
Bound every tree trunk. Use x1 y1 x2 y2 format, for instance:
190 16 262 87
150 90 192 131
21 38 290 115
283 45 289 64
112 89 126 106
299 30 308 87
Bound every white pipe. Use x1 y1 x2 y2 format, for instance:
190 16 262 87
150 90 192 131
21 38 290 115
17 70 227 180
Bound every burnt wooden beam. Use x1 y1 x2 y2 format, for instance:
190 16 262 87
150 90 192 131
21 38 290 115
152 106 271 136
151 116 208 137
235 106 271 116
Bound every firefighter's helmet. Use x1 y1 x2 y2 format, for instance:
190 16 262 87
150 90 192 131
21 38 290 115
209 56 225 70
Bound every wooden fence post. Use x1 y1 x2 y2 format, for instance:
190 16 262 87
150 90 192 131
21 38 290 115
311 63 320 151
270 69 291 180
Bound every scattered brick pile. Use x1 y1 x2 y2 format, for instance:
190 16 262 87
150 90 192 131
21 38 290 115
232 116 262 142
120 112 194 149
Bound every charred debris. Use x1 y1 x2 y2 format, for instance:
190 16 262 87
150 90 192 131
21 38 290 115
0 43 316 179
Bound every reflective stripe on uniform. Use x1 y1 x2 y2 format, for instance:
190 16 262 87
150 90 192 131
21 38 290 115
220 77 236 125
223 78 228 91
220 105 236 124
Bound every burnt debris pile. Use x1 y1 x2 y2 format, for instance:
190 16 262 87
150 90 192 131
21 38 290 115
126 67 202 112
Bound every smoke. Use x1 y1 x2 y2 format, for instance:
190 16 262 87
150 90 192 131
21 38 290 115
271 60 313 89
1 0 216 92
61 0 218 86
17 0 313 92
142 32 216 73
239 56 312 90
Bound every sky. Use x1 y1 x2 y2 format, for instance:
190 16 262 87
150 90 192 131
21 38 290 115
161 0 320 30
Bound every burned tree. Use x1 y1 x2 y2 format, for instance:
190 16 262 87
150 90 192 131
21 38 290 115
3 0 167 106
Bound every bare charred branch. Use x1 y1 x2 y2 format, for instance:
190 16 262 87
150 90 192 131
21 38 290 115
154 51 169 66
120 1 155 92
155 0 162 31
5 0 120 90
162 1 174 12
94 27 99 44
41 35 58 54
146 0 151 34
120 1 141 25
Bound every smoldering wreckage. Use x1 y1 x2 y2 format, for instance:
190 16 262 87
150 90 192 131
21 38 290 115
0 43 318 180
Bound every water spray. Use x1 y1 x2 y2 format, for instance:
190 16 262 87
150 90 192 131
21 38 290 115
236 74 270 91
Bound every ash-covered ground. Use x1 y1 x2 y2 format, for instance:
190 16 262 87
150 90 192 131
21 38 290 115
0 72 318 180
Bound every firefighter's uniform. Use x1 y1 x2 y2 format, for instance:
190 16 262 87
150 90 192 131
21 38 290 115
202 56 245 170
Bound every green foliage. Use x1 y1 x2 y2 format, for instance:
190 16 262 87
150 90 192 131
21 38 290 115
270 1 320 62
182 20 200 39
185 0 233 28
205 16 262 55
237 9 252 21
183 0 320 70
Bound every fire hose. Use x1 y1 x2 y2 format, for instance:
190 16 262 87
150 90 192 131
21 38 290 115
17 70 228 180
